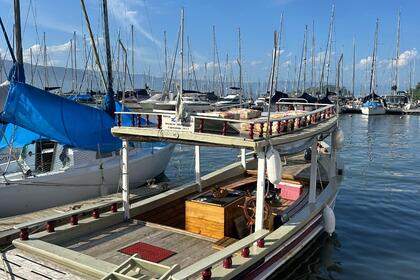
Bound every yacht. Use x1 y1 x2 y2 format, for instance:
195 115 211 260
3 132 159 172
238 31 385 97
361 100 386 115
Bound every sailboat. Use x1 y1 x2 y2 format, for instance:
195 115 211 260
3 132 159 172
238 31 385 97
0 0 174 217
361 19 386 115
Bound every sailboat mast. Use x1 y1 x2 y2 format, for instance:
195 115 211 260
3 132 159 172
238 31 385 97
394 10 401 94
212 25 216 94
303 24 308 93
275 13 284 92
180 8 184 95
14 0 23 66
352 37 356 98
238 27 243 102
74 31 77 91
164 30 168 84
320 5 335 95
102 0 113 93
43 32 48 89
369 18 379 98
131 24 135 90
311 20 315 94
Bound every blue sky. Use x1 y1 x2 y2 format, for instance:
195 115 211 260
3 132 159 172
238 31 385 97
0 0 419 94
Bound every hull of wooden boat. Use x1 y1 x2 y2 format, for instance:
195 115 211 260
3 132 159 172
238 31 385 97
243 196 337 280
0 144 174 217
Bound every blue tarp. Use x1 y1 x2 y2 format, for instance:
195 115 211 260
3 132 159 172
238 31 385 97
0 124 42 150
363 100 383 108
0 82 120 153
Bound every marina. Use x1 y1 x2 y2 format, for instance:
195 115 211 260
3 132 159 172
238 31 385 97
1 0 420 279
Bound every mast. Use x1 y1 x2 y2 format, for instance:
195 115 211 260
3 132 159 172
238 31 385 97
320 4 335 95
43 32 48 89
238 27 243 103
14 0 23 75
352 37 356 98
303 25 308 93
394 10 401 94
131 24 135 90
164 30 168 85
212 25 216 94
369 18 379 98
102 0 113 94
74 31 77 91
275 13 284 92
180 8 184 95
311 20 315 94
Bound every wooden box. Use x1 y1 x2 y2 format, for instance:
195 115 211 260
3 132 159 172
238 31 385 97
185 193 245 239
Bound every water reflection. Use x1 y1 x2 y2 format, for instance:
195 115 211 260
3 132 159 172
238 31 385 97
270 233 342 280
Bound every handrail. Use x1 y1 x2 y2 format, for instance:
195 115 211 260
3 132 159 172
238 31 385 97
171 229 269 280
115 104 334 124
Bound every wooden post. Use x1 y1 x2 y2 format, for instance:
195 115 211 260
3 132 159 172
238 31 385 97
195 146 202 192
122 139 130 220
241 148 247 169
309 141 318 203
255 151 266 231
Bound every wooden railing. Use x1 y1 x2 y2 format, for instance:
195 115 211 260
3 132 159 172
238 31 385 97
115 103 336 140
171 229 270 280
14 199 121 240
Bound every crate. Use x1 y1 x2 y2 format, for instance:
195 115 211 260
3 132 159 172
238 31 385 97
276 180 303 201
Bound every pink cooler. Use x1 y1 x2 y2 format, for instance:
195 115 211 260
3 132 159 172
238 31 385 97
276 181 303 201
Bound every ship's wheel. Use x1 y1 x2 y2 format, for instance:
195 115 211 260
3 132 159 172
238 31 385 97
239 195 272 226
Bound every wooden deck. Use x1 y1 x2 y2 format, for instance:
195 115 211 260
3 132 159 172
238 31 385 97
0 185 168 246
61 220 217 270
1 248 87 280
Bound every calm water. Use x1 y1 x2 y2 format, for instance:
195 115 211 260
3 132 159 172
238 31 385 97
165 114 420 279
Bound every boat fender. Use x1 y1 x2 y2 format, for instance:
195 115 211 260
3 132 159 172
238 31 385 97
333 127 344 149
323 205 336 236
266 147 282 185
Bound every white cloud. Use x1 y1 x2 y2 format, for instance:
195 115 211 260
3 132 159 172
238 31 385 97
108 0 162 48
357 56 372 70
250 60 263 66
387 48 418 69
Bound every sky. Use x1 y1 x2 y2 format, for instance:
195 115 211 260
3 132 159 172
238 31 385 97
0 0 419 95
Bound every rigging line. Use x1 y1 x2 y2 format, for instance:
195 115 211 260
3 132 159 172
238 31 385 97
78 47 93 93
22 0 32 38
60 41 72 90
166 25 181 94
46 53 60 88
142 0 163 75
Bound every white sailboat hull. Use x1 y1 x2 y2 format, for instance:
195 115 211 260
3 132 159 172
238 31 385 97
0 144 174 217
361 106 386 115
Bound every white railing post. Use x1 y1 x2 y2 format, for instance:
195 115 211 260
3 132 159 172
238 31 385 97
122 139 130 220
255 151 266 231
309 141 318 203
195 145 202 192
241 148 247 169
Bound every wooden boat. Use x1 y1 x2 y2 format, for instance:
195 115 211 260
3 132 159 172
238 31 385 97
3 100 344 280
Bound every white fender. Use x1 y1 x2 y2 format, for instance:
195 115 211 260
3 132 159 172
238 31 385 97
333 127 344 150
323 205 336 235
266 147 282 185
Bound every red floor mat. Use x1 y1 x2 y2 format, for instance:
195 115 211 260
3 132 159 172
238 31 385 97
119 242 176 263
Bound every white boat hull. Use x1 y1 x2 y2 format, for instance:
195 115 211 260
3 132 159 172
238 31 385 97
361 106 386 115
0 144 174 217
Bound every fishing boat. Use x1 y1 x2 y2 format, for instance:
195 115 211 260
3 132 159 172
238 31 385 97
4 96 343 280
0 0 173 217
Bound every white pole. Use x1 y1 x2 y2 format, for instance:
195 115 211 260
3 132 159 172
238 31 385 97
330 131 337 178
122 139 130 220
241 148 246 169
195 145 202 192
255 151 266 231
309 141 318 203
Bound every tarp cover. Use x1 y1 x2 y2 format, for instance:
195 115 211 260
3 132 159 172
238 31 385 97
298 92 318 103
0 82 120 153
0 124 42 150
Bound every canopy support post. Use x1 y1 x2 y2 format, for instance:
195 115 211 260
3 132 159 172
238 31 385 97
255 151 266 231
309 141 318 203
195 145 202 192
122 139 130 220
241 148 246 169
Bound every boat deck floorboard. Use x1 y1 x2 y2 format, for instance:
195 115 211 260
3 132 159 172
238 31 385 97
61 220 217 269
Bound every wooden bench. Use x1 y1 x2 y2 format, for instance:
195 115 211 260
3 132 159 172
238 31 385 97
171 229 269 280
